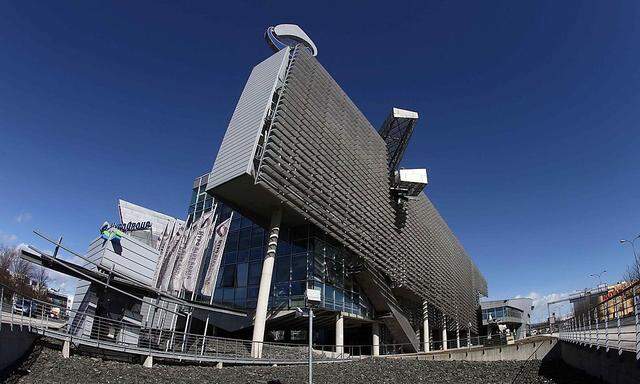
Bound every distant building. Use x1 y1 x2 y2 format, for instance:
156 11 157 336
481 298 534 339
47 290 69 317
570 282 634 321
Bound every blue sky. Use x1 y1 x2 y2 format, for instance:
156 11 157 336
1 1 639 320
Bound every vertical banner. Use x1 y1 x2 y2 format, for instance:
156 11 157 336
181 211 216 292
200 216 232 296
151 222 171 287
168 224 193 293
158 223 186 291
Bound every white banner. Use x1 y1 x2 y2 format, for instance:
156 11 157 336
158 223 187 292
181 211 216 292
152 222 172 287
168 225 192 293
200 216 232 296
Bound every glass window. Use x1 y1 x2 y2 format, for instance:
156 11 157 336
326 259 336 285
225 232 239 251
240 216 253 228
230 216 241 231
238 229 251 250
291 238 307 254
247 286 259 300
235 288 246 308
223 288 234 305
221 265 236 288
273 282 289 298
236 249 249 263
291 281 305 296
222 250 236 264
325 285 334 304
291 255 307 280
335 288 344 307
213 287 223 303
215 269 224 288
250 247 264 261
275 257 290 282
237 263 248 287
251 227 265 248
248 262 262 286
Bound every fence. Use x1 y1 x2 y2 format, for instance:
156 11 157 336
1 283 506 364
557 281 640 359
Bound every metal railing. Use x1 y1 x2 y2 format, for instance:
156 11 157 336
557 281 640 359
1 283 501 363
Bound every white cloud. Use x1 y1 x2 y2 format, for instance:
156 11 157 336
15 212 32 224
519 291 574 323
0 230 18 244
47 269 77 298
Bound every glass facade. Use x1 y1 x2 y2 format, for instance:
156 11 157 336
482 306 523 321
187 174 214 225
186 175 373 319
193 203 373 319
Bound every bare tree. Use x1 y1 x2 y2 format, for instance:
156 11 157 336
11 257 34 284
34 266 49 292
624 260 640 282
0 245 16 273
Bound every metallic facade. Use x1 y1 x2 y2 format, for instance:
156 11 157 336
208 46 487 335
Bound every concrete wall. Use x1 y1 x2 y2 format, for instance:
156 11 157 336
558 340 639 384
387 336 639 384
0 324 38 374
386 337 559 362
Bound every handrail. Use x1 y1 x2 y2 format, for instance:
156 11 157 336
1 282 508 363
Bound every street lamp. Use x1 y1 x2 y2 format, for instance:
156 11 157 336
589 270 607 287
619 234 640 264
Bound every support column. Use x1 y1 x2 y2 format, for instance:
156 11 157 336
442 316 448 350
143 355 153 368
336 312 344 356
422 301 430 352
372 322 380 356
456 321 460 348
62 339 70 358
251 209 282 358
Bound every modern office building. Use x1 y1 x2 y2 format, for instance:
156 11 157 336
22 24 487 357
201 24 487 355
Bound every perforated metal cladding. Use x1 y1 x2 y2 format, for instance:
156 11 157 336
256 47 487 330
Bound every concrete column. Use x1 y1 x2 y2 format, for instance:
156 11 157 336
372 322 380 356
62 339 70 358
442 316 448 351
143 355 153 368
251 209 282 358
336 312 344 356
456 321 460 348
422 300 430 352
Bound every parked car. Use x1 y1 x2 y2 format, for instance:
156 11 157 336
12 300 32 317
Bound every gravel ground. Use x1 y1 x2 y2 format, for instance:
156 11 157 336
3 339 601 384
